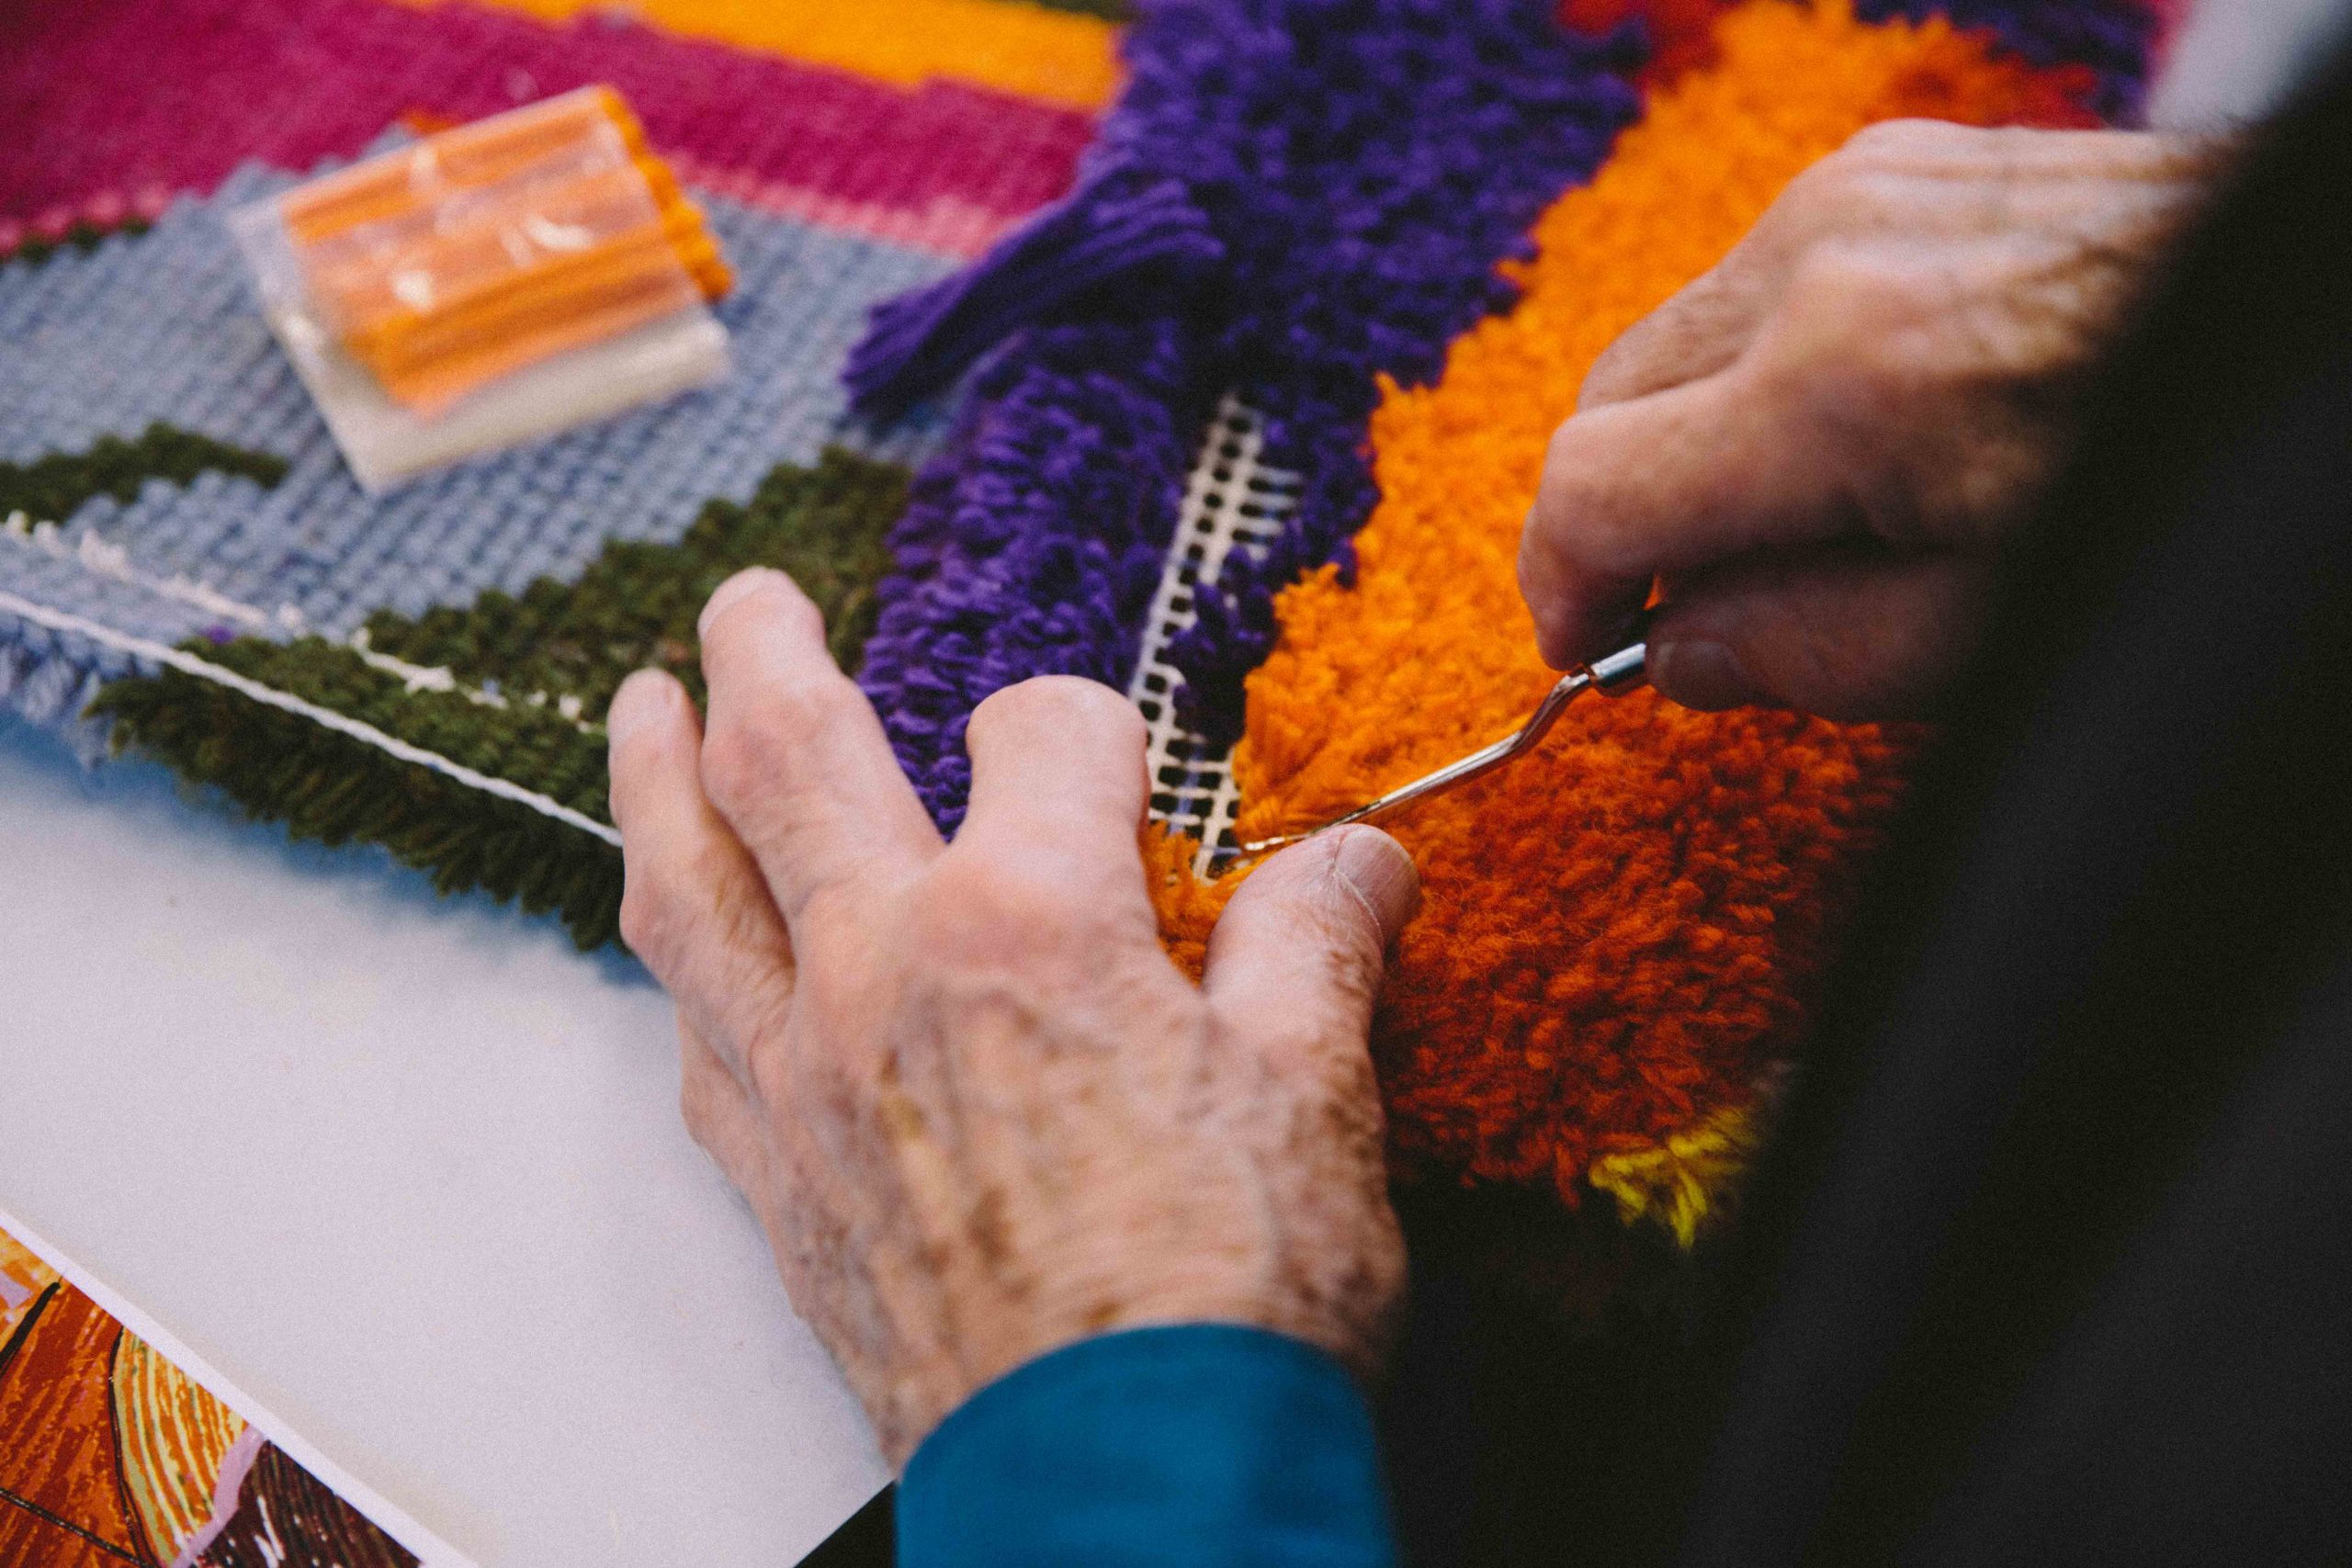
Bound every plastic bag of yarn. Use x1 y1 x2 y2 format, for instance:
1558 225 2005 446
230 86 733 493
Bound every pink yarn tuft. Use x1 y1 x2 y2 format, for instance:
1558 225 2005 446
0 0 1094 244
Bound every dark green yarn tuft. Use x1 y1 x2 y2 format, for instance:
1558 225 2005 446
0 423 288 522
90 447 911 950
363 445 905 718
91 653 628 948
2 217 154 270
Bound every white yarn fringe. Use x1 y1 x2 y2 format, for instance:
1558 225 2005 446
0 586 623 847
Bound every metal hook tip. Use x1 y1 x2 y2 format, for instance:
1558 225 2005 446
1237 832 1310 856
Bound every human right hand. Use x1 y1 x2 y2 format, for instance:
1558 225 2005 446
1519 121 2223 719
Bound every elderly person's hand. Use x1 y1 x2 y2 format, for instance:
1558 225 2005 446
1521 121 2223 718
605 568 1419 1464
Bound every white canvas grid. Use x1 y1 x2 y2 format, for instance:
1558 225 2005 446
1126 393 1298 875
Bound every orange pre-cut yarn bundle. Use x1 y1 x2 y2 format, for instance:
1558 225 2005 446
1151 0 2108 1245
283 87 732 413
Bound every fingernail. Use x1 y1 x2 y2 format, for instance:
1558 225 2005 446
1332 828 1421 934
606 669 677 745
698 567 783 639
1650 638 1756 711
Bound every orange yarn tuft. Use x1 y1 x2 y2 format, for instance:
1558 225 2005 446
1143 821 1223 982
1153 0 2092 1235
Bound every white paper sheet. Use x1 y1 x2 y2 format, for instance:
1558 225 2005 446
0 721 887 1567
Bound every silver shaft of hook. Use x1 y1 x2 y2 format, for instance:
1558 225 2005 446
1232 639 1650 858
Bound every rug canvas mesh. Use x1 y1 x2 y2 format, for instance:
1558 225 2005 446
1128 393 1295 875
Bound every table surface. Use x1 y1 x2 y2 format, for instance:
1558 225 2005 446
0 718 887 1567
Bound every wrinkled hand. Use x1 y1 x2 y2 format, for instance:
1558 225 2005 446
606 568 1419 1464
1521 121 2222 718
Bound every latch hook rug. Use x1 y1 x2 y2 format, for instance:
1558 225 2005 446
0 0 2159 1252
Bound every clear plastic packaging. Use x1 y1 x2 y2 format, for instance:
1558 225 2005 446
233 87 732 493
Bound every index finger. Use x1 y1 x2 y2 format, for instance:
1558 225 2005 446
695 569 942 921
1519 366 1845 669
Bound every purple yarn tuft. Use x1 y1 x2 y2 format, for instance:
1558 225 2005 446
854 308 1209 826
854 0 1645 821
846 173 1227 417
1857 0 2158 120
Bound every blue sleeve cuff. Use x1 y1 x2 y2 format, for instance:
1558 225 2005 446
898 1323 1397 1568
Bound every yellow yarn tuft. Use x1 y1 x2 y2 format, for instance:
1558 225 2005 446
1587 1105 1765 1247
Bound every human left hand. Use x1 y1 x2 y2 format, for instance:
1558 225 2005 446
605 568 1422 1464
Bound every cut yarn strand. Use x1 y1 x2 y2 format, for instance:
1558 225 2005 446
845 173 1225 414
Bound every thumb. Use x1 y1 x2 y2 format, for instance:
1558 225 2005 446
1651 544 1993 720
1201 828 1419 1076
